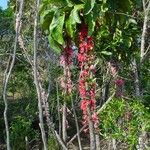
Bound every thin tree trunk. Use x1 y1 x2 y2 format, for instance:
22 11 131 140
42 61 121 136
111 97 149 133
112 139 117 150
108 138 111 150
39 81 68 150
3 0 24 149
25 136 29 150
87 107 96 150
140 0 150 62
95 133 100 150
3 60 11 150
33 0 47 149
71 95 82 150
56 82 62 136
132 59 140 97
62 102 67 143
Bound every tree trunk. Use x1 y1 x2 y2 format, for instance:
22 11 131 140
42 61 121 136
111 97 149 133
62 102 67 143
87 107 96 150
132 59 140 97
71 95 82 150
112 139 117 150
140 0 150 62
33 0 47 149
95 133 100 150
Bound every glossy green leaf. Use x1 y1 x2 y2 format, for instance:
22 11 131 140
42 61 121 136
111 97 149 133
84 0 95 15
52 13 65 45
49 10 60 32
40 10 54 31
70 4 84 24
48 35 61 54
86 12 95 35
101 51 112 55
65 18 74 37
66 0 73 7
66 4 83 37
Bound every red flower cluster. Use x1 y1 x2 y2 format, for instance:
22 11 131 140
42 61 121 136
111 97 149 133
60 43 73 94
60 46 73 67
78 24 99 131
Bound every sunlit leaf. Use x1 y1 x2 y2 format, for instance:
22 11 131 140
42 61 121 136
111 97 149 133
84 0 95 15
48 35 61 54
52 13 65 45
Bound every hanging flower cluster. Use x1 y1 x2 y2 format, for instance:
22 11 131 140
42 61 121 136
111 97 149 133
60 42 73 94
78 24 99 131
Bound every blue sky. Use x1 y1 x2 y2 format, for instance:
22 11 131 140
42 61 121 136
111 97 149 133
0 0 8 9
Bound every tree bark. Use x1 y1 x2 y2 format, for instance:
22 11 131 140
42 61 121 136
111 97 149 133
87 107 96 150
132 59 140 97
56 82 61 136
62 102 67 143
140 0 150 62
95 133 100 150
71 95 82 150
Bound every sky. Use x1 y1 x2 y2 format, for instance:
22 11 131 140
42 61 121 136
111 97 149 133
0 0 8 10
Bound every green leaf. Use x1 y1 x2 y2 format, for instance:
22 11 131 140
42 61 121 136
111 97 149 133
48 35 61 54
40 10 55 31
66 0 73 7
84 0 95 15
129 18 137 25
65 18 74 37
66 4 83 37
49 10 60 32
86 12 95 35
52 13 65 45
101 51 112 55
70 4 84 24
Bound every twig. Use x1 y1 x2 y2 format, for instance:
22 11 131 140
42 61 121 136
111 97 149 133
97 92 115 114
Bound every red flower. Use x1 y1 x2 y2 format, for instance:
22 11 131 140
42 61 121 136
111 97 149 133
92 112 99 128
80 100 89 111
77 53 87 62
80 70 89 78
89 99 96 109
115 79 124 86
79 86 86 98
